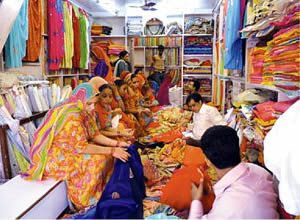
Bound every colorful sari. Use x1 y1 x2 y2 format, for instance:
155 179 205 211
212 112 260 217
24 83 114 210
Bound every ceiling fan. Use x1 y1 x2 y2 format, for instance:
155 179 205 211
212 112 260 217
128 0 158 11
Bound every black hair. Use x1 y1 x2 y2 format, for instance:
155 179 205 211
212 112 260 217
114 79 126 88
158 45 165 51
98 84 112 93
134 68 143 75
131 73 139 81
119 50 129 59
193 80 201 92
200 126 241 169
186 93 203 105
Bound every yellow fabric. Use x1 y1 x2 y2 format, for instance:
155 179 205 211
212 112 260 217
61 1 74 68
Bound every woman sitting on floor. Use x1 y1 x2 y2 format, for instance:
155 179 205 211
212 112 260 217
94 82 134 141
24 83 130 210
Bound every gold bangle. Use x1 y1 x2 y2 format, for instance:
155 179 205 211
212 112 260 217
111 147 115 155
115 141 119 147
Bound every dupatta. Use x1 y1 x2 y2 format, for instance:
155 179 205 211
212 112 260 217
24 83 96 180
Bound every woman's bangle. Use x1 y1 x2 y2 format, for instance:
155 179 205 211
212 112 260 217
115 141 120 147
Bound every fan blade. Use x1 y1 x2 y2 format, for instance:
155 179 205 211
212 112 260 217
129 5 142 8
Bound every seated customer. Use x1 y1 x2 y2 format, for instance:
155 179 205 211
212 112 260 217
95 83 134 140
189 125 279 219
25 83 130 210
186 93 226 141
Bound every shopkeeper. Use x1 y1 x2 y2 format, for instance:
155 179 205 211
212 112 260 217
149 45 166 86
186 93 226 141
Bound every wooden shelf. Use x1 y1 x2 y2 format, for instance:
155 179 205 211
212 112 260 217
134 46 180 48
184 34 213 37
45 73 90 78
91 35 126 38
183 74 212 78
183 54 212 57
246 82 282 93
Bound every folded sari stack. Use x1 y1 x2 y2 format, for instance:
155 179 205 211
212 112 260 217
249 47 266 84
184 37 212 55
91 24 112 36
264 20 300 93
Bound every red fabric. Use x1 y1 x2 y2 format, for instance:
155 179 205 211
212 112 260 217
273 97 300 113
72 6 81 68
157 75 172 106
254 101 276 121
48 0 65 70
160 166 215 213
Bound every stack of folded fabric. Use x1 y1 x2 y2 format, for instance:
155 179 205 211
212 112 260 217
91 24 112 36
184 59 212 74
249 47 266 84
184 17 213 34
184 37 212 55
264 20 300 94
108 43 125 63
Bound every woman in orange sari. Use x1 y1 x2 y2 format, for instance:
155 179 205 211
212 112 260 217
94 83 134 140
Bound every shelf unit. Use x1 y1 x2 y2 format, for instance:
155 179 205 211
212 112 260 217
182 12 214 104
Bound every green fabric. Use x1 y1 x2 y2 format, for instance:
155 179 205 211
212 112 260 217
79 12 89 69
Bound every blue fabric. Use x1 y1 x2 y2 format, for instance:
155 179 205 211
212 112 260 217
5 0 29 68
94 60 109 78
95 144 146 219
224 0 243 70
70 144 146 219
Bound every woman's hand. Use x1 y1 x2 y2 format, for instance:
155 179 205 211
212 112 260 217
112 147 130 162
117 141 130 148
113 108 122 116
191 172 204 201
120 129 134 137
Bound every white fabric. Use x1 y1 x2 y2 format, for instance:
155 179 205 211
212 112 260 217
264 100 300 215
192 104 226 140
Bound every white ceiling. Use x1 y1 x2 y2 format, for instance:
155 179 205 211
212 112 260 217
71 0 218 16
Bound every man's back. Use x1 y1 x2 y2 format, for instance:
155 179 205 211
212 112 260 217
189 162 279 219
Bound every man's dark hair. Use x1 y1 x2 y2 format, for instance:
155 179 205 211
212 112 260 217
158 45 165 51
193 80 201 92
114 79 126 88
98 84 112 93
119 50 129 59
200 126 241 169
186 93 203 105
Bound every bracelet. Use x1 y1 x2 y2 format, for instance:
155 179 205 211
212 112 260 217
115 141 120 147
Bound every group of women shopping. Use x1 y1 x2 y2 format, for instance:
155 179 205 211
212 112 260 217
23 71 161 210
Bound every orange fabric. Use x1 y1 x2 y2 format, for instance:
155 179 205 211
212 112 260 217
147 122 161 129
91 46 114 83
24 0 42 61
160 166 215 213
94 103 111 129
151 129 182 143
183 145 207 168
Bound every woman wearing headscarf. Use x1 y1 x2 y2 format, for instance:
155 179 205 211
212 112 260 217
24 83 130 210
113 50 132 77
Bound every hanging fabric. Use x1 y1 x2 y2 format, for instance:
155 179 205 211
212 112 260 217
224 0 243 70
4 0 29 68
23 0 42 62
79 10 89 69
72 5 81 68
61 1 74 68
48 0 65 70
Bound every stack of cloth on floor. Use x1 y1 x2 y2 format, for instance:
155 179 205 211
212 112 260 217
141 140 217 219
184 37 212 55
91 24 112 36
184 17 213 35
